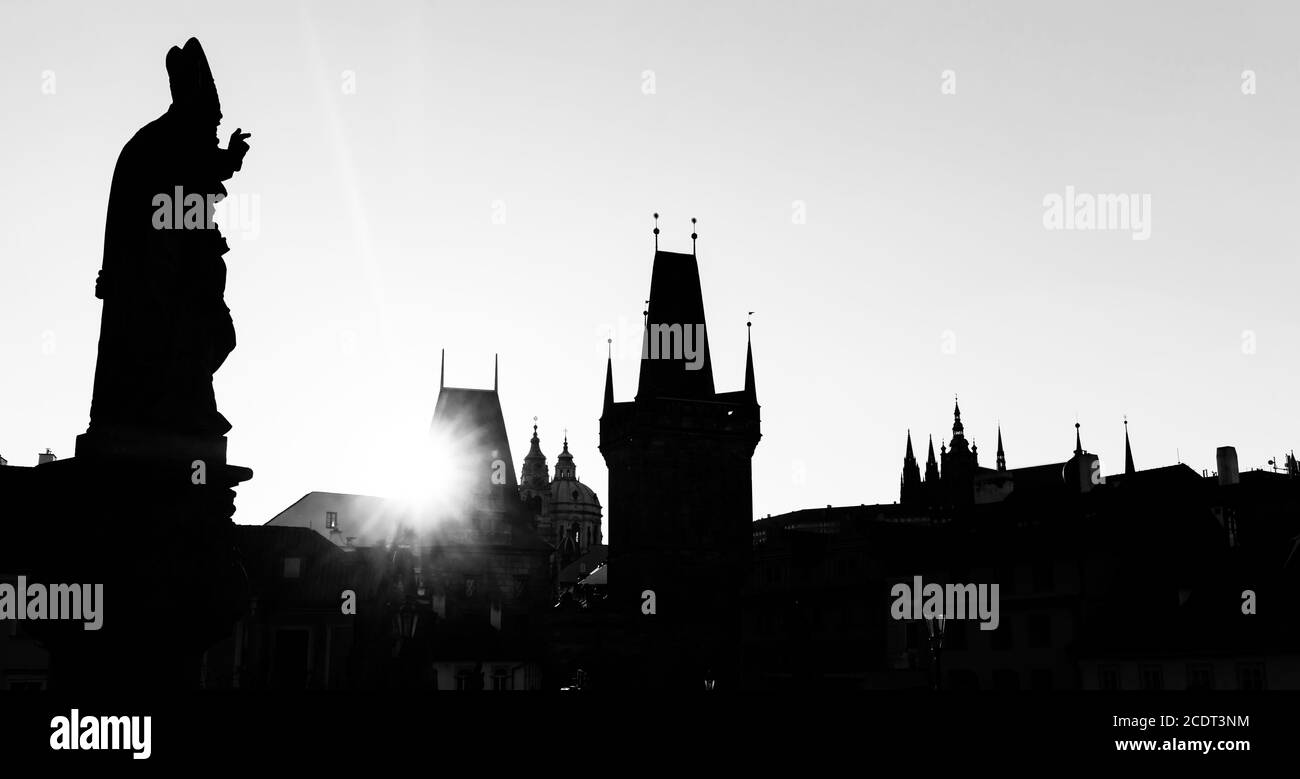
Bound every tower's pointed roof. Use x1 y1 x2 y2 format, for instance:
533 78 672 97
1074 422 1083 456
1124 420 1136 475
636 250 715 400
996 425 1006 471
952 396 964 436
905 430 916 461
743 321 756 402
431 354 517 490
926 434 937 466
520 421 549 490
555 433 576 480
602 341 614 411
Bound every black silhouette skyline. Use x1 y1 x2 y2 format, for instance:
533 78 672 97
2 5 1299 732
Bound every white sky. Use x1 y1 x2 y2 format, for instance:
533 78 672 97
2 0 1298 534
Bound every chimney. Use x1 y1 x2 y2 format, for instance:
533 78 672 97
1216 446 1239 486
37 448 57 466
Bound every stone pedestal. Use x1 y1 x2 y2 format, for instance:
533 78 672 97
15 432 252 691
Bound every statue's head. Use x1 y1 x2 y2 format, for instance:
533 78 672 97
166 37 221 125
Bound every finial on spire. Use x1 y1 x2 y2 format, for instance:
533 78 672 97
440 348 445 389
653 212 660 250
494 353 499 391
1075 421 1083 455
607 338 612 358
747 311 754 342
691 217 698 254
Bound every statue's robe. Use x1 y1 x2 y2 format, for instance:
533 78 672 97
89 105 241 439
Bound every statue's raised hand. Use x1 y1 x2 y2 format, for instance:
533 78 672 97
228 128 251 159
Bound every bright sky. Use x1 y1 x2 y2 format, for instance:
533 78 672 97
2 1 1298 534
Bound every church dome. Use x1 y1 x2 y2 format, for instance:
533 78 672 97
550 436 602 517
550 476 601 512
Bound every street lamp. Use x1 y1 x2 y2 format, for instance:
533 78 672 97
926 614 947 691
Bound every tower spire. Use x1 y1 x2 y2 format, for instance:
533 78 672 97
691 217 698 255
653 212 659 251
901 429 922 505
924 434 940 482
996 424 1006 471
744 315 756 401
1124 418 1135 475
1074 422 1083 456
440 348 445 389
603 339 614 411
555 430 576 479
952 395 964 437
520 416 549 491
494 353 499 392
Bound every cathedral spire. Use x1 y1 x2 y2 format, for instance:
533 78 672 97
494 353 499 392
996 424 1006 471
439 348 445 390
900 429 922 505
1074 422 1083 456
952 395 964 437
1124 418 1135 475
924 434 940 482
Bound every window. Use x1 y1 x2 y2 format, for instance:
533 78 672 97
325 511 338 530
512 575 528 599
1098 665 1120 690
463 577 477 597
1139 665 1164 690
456 671 475 691
283 557 301 579
1186 663 1214 691
1236 663 1265 691
492 669 512 691
1027 614 1051 648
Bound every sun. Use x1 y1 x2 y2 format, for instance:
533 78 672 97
364 426 476 531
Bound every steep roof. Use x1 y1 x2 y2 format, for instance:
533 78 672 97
636 250 715 401
432 386 517 489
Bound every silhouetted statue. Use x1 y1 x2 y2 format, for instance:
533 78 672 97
87 37 250 443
